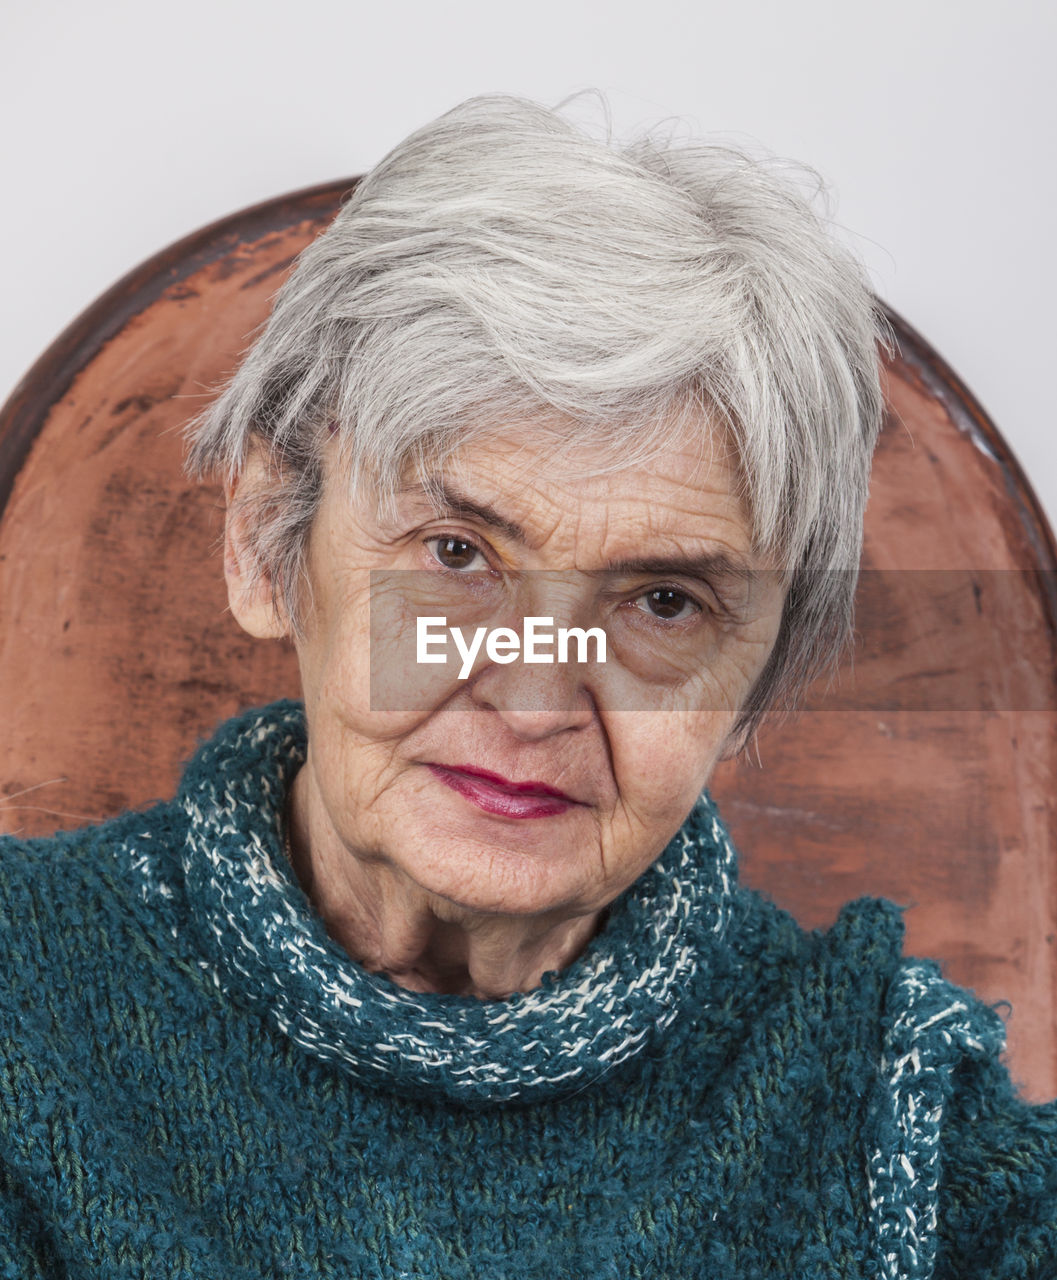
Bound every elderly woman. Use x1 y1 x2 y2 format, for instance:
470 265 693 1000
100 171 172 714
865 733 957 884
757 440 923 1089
1 96 1055 1279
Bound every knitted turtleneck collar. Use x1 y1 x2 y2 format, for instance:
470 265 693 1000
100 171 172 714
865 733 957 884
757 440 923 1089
179 701 739 1106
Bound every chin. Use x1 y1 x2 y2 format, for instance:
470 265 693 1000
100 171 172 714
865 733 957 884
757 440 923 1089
393 817 601 920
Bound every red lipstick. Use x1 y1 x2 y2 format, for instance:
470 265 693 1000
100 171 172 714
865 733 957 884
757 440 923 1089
426 764 578 819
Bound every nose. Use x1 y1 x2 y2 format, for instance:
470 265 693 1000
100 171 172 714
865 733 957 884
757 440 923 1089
465 573 601 739
468 653 596 740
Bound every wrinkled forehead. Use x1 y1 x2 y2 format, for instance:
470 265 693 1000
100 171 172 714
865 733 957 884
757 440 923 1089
453 441 744 553
337 409 763 567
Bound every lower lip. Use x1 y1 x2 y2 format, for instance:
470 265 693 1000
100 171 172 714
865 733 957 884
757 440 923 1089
427 766 576 819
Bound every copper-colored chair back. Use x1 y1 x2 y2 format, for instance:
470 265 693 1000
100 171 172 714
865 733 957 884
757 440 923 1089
2 182 1055 1099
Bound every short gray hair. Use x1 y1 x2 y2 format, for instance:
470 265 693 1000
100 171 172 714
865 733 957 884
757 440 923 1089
187 94 890 740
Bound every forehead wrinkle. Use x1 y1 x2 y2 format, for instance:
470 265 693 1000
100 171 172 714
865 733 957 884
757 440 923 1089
400 436 755 569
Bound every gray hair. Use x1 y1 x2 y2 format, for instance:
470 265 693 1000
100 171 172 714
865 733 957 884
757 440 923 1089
187 94 890 741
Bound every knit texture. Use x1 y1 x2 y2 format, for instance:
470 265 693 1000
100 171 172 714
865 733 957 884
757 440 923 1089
1 701 1055 1279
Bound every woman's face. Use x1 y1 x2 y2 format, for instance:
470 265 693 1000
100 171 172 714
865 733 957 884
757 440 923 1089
262 422 785 919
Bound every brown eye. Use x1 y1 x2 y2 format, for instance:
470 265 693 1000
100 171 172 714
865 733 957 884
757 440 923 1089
429 537 485 571
635 588 698 621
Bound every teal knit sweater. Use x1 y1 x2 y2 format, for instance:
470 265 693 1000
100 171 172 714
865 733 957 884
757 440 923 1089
1 702 1055 1278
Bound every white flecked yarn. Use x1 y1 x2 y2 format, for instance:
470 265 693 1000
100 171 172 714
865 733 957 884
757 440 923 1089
868 960 1007 1280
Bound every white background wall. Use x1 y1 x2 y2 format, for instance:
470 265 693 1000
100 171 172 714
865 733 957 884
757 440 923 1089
2 0 1054 526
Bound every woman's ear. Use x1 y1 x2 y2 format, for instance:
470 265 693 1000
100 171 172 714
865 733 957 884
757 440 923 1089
223 447 289 640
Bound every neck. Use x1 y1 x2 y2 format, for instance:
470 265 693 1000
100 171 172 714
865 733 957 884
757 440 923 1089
286 767 602 999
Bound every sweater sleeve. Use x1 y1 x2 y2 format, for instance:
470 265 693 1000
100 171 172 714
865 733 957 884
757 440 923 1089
0 1162 52 1280
0 847 46 1279
869 959 1057 1279
932 1051 1057 1279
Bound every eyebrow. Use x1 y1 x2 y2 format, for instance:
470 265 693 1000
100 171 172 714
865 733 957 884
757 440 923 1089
403 478 756 581
598 553 755 583
407 478 529 544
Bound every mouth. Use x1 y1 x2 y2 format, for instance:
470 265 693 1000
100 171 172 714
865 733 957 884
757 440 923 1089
425 764 580 819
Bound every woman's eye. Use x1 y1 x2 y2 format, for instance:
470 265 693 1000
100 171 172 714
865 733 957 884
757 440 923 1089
428 537 486 572
633 588 700 622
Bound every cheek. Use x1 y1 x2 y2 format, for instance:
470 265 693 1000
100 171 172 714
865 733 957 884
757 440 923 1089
297 578 472 772
607 710 732 827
